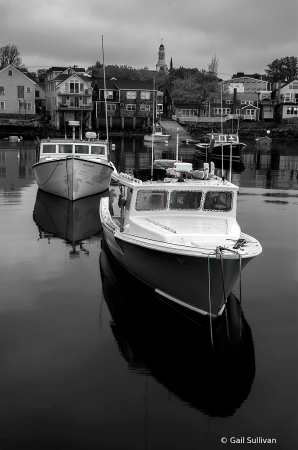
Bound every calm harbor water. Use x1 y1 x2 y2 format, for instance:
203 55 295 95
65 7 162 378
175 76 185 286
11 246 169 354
0 136 297 449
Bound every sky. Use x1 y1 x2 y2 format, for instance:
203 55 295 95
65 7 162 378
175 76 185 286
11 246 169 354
0 0 297 79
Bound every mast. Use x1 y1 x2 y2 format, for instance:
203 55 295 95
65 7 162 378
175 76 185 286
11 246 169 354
150 78 155 179
102 36 109 148
220 82 224 175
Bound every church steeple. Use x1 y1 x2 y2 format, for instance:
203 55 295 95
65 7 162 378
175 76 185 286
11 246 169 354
156 40 167 72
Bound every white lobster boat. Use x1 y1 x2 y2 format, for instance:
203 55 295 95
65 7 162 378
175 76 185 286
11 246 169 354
100 162 262 319
144 124 171 143
33 131 115 201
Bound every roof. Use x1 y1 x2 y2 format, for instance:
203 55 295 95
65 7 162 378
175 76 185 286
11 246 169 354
54 73 92 86
47 66 86 73
0 64 37 84
94 79 155 90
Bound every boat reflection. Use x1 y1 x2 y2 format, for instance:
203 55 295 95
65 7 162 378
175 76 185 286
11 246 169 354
100 238 256 418
33 189 108 257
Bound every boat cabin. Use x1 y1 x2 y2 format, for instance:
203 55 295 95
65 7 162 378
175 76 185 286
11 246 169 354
108 170 240 243
38 138 108 162
207 133 240 144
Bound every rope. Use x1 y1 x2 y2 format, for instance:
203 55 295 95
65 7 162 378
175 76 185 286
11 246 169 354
38 159 60 186
217 247 230 341
207 255 214 349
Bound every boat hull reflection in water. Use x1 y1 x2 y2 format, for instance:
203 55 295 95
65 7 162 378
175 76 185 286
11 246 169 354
33 189 108 246
100 238 256 418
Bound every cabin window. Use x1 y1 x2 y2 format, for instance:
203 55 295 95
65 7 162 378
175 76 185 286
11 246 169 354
58 144 73 153
75 145 89 154
136 190 168 211
91 145 106 155
203 191 233 211
42 144 56 153
170 191 202 210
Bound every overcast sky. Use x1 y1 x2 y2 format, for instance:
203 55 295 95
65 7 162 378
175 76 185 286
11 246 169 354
0 0 297 79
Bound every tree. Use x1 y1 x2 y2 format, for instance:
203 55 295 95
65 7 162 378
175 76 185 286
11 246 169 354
208 55 219 77
265 56 298 82
0 44 24 69
170 71 218 104
37 68 48 78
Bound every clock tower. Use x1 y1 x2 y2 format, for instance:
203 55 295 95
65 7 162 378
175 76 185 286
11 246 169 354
156 40 167 72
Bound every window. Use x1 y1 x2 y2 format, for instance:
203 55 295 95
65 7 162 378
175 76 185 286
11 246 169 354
245 109 255 116
127 91 136 99
213 99 221 104
203 191 233 211
26 87 31 93
75 145 89 154
170 191 202 210
105 91 113 99
41 144 56 153
107 104 116 111
126 104 136 111
136 190 168 211
141 91 150 99
27 102 32 111
226 100 233 104
91 145 106 155
35 90 40 98
17 86 24 98
214 108 230 115
8 70 13 76
0 86 4 96
287 107 298 115
181 109 198 116
0 101 5 110
58 144 73 153
70 81 80 94
140 104 150 111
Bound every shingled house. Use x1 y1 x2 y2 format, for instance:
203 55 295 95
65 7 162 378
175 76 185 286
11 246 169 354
92 74 157 130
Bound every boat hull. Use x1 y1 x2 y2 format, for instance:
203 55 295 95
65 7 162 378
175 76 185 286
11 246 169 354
33 156 113 201
196 143 245 161
102 226 252 318
144 134 171 143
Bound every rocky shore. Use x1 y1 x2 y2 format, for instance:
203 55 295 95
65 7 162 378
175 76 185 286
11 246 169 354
184 121 298 140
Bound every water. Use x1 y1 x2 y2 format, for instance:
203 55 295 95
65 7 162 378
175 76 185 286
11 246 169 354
0 137 297 449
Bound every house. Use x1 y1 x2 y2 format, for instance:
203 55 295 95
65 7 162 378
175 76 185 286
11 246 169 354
273 79 298 123
0 64 45 118
45 67 93 130
171 102 200 122
92 74 156 130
